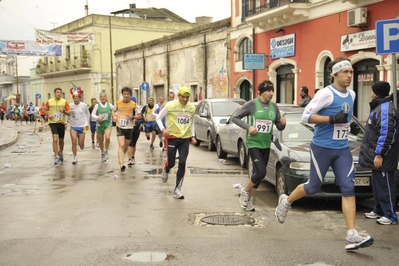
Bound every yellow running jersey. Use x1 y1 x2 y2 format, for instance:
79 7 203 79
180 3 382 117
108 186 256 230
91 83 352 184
116 100 136 129
165 100 195 139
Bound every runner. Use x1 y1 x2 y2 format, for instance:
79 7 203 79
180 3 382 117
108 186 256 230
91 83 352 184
91 92 115 162
46 87 71 166
113 87 141 171
153 96 165 148
142 97 158 150
127 96 143 166
156 87 196 199
69 91 90 165
88 98 99 149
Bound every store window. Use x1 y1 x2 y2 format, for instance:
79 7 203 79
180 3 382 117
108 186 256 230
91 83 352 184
236 38 253 62
276 65 294 104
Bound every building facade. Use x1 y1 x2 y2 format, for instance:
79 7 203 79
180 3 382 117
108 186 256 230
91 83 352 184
33 5 197 105
115 18 230 105
230 0 399 122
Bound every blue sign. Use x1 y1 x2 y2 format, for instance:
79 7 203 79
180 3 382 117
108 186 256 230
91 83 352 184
243 54 265 70
376 19 399 55
141 82 149 91
270 33 296 59
35 93 41 99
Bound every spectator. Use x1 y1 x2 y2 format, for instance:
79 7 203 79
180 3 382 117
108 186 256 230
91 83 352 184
298 86 312 107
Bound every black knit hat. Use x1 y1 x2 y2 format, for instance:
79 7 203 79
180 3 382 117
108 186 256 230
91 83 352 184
372 81 390 97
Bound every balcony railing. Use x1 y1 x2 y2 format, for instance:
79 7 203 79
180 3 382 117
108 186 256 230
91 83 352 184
36 52 91 75
245 0 308 17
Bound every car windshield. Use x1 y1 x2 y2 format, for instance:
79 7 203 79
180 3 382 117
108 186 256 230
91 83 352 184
281 113 365 143
211 101 246 116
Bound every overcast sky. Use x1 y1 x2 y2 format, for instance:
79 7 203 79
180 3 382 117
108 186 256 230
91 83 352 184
0 0 231 74
0 0 231 40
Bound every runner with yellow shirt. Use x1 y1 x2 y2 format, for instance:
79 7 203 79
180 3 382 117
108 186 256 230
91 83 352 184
156 87 196 199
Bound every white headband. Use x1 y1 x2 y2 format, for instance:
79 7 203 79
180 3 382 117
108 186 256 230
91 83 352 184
332 60 352 74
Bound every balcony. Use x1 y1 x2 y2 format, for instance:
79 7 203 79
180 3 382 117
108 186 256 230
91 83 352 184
0 74 14 85
36 51 92 77
244 0 310 30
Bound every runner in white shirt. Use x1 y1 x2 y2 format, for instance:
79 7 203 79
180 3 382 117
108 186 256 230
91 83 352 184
69 93 90 165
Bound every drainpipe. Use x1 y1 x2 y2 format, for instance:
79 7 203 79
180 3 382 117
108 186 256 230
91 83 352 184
203 34 208 99
166 45 170 92
252 27 256 99
142 51 146 105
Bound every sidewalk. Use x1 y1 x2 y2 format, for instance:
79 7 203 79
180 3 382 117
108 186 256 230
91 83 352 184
0 120 19 151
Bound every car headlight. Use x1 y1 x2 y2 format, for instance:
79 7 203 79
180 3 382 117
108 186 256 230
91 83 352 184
289 162 311 170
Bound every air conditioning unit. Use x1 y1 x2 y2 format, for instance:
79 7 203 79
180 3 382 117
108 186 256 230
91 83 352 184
347 7 368 27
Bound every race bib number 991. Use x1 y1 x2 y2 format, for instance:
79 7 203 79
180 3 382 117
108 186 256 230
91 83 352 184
255 119 272 133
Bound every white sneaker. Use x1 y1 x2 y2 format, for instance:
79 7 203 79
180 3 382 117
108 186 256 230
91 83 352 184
173 188 184 199
92 142 95 149
364 211 382 219
345 231 374 251
376 216 397 225
72 157 77 165
275 194 291 224
161 168 169 183
239 186 249 209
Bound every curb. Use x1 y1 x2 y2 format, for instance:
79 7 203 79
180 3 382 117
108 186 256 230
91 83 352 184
0 128 19 151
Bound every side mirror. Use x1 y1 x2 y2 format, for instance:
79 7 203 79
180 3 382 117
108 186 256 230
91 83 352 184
219 118 227 124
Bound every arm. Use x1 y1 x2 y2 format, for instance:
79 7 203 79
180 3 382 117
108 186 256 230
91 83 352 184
301 89 333 124
63 101 71 116
85 105 91 126
232 101 255 131
156 104 168 132
91 104 99 121
376 103 396 157
272 103 286 130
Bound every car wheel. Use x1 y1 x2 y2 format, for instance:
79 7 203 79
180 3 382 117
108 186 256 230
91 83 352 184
276 167 287 197
216 136 227 159
238 141 247 168
207 132 216 151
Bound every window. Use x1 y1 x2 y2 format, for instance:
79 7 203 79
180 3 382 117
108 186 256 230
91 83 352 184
237 38 253 62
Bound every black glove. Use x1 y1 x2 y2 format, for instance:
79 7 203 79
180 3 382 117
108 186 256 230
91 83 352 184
350 121 360 135
329 110 348 123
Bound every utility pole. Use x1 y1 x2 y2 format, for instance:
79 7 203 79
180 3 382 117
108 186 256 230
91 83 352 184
15 55 20 104
109 16 114 104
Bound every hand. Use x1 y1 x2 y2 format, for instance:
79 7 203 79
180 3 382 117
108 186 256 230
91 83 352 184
98 116 103 122
280 117 287 126
350 122 360 135
190 137 197 145
374 155 383 168
162 128 170 137
329 111 348 123
248 126 258 135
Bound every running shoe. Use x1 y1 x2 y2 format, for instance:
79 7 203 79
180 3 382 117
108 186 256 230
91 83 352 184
96 143 99 148
58 152 64 163
72 157 78 165
128 158 134 166
239 186 249 209
150 144 154 150
161 168 169 183
345 231 374 251
101 153 106 162
146 136 150 141
376 216 397 225
275 194 291 224
120 165 126 172
92 142 95 149
245 200 255 212
104 150 109 160
159 141 163 148
364 211 382 219
173 188 184 199
54 156 60 166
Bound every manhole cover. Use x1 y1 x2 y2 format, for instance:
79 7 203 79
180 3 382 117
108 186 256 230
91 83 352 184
201 214 254 225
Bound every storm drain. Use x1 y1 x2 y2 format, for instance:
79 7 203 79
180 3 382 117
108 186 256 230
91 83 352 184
201 214 255 226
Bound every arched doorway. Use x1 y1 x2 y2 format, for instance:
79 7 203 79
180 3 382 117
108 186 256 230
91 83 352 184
240 80 251 101
276 65 294 104
353 59 379 122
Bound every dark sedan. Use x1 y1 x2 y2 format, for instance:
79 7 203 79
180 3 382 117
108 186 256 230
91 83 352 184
193 98 246 151
243 105 399 199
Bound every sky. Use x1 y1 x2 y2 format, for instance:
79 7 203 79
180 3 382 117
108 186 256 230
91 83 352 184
0 0 231 75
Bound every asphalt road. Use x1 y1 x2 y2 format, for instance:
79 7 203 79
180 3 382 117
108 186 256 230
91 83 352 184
0 121 398 266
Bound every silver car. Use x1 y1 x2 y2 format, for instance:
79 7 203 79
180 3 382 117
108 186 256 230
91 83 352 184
193 98 246 151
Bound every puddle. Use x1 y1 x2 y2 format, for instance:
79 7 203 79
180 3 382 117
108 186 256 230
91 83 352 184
189 167 247 175
144 168 162 175
123 252 169 262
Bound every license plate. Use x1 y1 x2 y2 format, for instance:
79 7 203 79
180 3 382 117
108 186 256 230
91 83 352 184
355 177 370 186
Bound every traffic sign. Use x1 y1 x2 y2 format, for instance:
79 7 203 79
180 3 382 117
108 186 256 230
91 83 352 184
35 93 41 99
141 82 149 91
376 19 399 54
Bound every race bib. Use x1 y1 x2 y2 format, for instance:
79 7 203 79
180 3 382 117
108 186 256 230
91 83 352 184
119 118 129 127
255 119 272 133
100 113 108 121
53 112 62 120
177 114 190 125
333 123 349 140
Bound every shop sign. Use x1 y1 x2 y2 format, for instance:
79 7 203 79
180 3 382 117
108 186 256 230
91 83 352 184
357 74 374 82
270 34 295 59
340 30 376 52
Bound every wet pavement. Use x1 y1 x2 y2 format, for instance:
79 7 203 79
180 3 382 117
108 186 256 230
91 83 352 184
0 119 398 266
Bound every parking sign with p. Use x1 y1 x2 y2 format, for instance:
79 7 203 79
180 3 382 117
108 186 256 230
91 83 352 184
376 19 399 54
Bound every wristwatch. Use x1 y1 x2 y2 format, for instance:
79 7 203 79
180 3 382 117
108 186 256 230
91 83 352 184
376 155 382 159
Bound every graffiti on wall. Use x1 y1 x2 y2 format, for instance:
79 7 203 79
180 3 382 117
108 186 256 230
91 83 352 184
208 60 227 98
152 69 167 84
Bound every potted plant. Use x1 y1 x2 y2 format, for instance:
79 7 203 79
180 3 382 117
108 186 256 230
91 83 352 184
82 49 89 59
57 59 61 63
49 61 53 64
74 55 78 60
65 57 70 62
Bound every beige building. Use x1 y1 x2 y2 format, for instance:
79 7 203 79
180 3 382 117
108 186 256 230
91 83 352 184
32 4 197 105
115 18 231 105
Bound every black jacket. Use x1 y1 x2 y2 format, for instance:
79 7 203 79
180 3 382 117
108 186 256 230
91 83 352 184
359 96 399 171
299 95 311 107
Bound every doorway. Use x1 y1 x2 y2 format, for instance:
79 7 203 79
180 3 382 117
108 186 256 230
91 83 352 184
240 80 251 101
